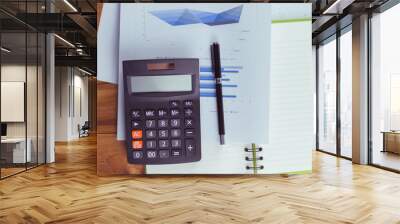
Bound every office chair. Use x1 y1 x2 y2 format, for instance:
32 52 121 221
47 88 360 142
79 121 90 138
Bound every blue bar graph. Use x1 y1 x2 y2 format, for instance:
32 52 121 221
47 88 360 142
199 76 230 81
200 83 238 89
199 66 243 73
200 92 236 98
199 65 242 99
221 70 239 73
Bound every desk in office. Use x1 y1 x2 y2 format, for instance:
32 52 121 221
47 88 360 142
1 138 32 164
381 131 400 154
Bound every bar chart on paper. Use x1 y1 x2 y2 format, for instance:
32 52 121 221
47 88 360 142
199 65 242 99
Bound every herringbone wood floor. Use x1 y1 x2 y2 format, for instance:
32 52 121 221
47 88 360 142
1 136 400 224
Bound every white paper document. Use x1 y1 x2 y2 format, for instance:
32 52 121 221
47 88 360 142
117 3 271 148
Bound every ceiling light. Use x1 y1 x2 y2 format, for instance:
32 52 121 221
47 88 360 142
63 0 78 12
1 47 11 53
54 34 75 48
323 0 354 15
78 67 93 76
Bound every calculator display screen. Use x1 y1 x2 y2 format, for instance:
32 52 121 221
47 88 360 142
130 74 192 93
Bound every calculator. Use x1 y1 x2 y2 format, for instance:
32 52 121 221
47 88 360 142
123 59 201 164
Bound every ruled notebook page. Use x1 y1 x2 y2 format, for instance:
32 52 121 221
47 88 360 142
258 4 313 174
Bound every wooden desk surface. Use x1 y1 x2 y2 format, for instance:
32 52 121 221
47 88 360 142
381 131 400 134
1 138 26 144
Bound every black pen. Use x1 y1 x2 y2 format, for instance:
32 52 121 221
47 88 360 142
211 42 226 145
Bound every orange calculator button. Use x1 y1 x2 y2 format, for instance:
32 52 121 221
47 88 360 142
131 130 143 139
132 140 143 150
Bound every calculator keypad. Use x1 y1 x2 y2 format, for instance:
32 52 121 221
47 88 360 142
128 99 199 164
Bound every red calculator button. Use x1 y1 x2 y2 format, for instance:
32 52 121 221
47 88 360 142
131 130 143 139
132 140 143 150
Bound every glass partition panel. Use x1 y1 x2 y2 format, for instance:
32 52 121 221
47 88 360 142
340 29 352 158
318 37 337 154
371 5 400 171
1 30 27 177
0 1 46 179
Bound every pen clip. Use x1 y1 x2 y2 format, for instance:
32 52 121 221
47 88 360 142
211 42 222 79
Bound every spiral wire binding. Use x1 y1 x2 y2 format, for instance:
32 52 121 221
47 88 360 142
244 143 264 173
245 156 263 161
244 147 263 152
246 165 265 170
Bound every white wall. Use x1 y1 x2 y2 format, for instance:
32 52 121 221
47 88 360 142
1 65 26 132
71 73 89 138
55 67 70 141
1 65 27 141
1 65 40 138
54 67 89 141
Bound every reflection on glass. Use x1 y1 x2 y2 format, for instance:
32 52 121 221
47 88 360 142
390 75 400 130
27 31 38 169
318 38 337 154
1 32 27 177
340 30 352 158
38 33 46 165
371 4 400 171
0 1 47 179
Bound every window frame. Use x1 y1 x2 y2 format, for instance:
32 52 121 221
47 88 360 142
315 24 353 161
